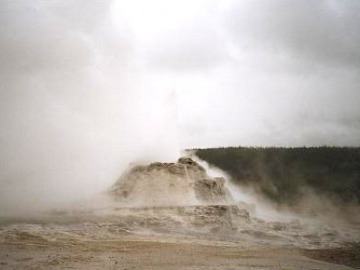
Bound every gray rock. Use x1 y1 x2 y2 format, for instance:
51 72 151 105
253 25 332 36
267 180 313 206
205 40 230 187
111 157 233 206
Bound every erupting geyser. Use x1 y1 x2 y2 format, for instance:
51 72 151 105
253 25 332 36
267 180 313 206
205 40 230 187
108 157 250 234
104 157 357 248
111 157 234 206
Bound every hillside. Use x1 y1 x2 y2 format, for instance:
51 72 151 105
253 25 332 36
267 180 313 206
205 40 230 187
193 147 360 206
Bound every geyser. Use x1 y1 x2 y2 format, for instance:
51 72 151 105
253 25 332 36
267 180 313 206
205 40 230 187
111 157 234 206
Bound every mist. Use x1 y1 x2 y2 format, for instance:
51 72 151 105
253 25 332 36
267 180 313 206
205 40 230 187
1 0 360 214
2 2 360 269
0 1 180 213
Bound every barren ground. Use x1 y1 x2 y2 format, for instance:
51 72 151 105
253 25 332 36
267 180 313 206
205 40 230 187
1 230 358 270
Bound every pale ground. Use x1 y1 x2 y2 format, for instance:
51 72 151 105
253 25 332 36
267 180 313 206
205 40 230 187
0 202 359 270
0 199 359 269
0 228 356 270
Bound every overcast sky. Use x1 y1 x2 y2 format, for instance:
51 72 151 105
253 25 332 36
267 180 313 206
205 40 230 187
1 0 360 209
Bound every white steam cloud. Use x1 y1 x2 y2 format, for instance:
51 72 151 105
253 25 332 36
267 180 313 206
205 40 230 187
0 1 180 212
1 0 360 213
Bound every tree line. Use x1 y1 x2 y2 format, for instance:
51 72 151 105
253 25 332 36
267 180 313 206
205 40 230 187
191 146 360 206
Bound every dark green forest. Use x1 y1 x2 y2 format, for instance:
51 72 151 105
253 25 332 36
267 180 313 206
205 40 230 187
193 147 360 206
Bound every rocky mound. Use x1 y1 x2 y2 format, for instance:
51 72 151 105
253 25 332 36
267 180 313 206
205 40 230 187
110 157 234 206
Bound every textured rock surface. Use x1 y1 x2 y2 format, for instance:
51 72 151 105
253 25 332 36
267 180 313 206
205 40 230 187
106 157 250 236
111 157 233 206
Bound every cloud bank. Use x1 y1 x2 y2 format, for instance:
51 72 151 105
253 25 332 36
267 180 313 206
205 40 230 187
0 1 180 211
0 0 359 211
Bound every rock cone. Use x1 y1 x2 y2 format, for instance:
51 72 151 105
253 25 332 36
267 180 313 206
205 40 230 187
111 157 234 206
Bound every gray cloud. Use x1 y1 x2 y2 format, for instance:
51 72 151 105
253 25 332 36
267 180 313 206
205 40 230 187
224 0 360 70
0 0 360 213
171 0 360 147
0 1 180 213
145 19 227 71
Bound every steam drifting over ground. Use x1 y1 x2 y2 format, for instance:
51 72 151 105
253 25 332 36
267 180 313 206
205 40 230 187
1 1 360 268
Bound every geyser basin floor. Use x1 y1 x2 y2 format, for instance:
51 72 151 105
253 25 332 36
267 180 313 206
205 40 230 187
1 157 359 269
0 217 358 270
0 232 355 270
